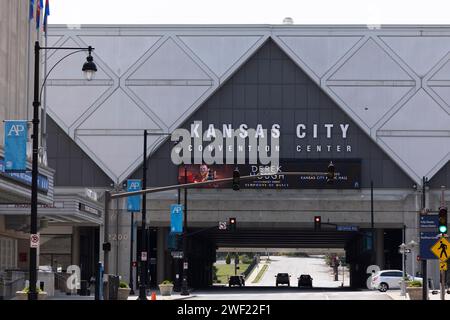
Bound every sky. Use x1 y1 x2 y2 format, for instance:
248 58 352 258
50 0 450 25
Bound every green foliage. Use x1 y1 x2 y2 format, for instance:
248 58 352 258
22 287 42 293
407 280 422 287
119 281 129 288
212 265 218 281
225 253 231 264
240 254 253 264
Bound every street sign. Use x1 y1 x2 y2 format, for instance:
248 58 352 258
337 225 359 232
171 251 184 259
420 215 440 229
141 252 147 261
30 233 40 248
440 261 448 271
218 221 227 230
420 232 439 260
170 204 183 234
431 237 450 261
183 262 188 270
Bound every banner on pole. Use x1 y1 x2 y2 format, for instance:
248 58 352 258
126 179 141 212
4 120 28 172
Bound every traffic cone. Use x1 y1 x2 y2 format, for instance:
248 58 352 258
151 292 157 300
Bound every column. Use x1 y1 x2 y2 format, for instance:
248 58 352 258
375 228 384 269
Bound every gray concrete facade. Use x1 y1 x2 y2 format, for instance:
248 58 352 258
43 27 450 288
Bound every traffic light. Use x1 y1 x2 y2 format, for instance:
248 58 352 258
229 217 237 232
314 216 321 231
439 206 448 234
327 161 335 184
232 167 240 191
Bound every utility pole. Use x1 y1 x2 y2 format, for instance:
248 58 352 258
440 186 446 301
181 166 189 295
138 130 148 300
422 177 428 300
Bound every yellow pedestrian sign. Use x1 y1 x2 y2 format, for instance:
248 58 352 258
440 262 448 271
431 237 450 261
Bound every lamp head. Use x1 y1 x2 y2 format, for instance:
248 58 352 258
82 47 97 81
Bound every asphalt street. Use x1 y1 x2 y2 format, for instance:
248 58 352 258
247 255 349 288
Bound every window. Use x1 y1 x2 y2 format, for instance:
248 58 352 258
0 236 17 271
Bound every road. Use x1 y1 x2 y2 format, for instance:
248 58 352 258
247 255 349 288
187 288 392 300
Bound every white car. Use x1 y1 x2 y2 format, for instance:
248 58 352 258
371 270 422 292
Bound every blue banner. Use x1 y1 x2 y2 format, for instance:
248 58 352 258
4 121 28 171
126 179 141 212
170 204 183 234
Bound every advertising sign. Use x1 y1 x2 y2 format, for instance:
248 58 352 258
4 120 28 171
126 179 141 212
178 159 361 189
170 204 183 234
0 158 49 193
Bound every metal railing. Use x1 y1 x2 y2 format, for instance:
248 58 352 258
0 271 27 300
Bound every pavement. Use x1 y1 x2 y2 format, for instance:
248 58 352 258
386 289 450 300
247 255 350 287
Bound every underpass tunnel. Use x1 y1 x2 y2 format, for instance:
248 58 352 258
163 226 403 290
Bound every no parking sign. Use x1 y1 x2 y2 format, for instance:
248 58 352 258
30 234 40 248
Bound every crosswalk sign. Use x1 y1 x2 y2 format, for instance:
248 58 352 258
440 262 448 271
431 237 450 262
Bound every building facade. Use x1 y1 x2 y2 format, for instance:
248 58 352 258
45 25 450 288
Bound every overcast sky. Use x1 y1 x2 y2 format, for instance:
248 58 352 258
50 0 450 25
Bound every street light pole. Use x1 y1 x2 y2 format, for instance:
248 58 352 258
129 211 135 295
28 41 96 300
138 129 148 300
181 166 189 295
29 40 41 301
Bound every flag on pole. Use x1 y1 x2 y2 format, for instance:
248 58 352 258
43 0 50 33
36 0 43 29
29 0 35 20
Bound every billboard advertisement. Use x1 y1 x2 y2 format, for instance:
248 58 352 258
178 159 361 189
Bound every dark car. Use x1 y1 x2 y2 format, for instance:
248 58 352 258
228 275 244 287
275 273 291 286
298 274 313 288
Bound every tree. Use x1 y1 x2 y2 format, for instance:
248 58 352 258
225 253 231 264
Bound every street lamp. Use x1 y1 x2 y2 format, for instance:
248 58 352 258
399 243 407 297
28 41 96 300
408 240 418 280
138 130 170 300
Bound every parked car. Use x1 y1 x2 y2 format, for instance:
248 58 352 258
371 270 422 292
275 273 291 286
297 274 313 288
228 275 244 287
239 275 245 286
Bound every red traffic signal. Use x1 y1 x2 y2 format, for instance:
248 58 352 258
229 217 237 231
314 216 321 230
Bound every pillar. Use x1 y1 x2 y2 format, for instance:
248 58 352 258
375 228 384 269
156 227 166 285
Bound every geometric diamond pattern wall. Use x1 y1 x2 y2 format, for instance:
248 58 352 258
46 25 450 184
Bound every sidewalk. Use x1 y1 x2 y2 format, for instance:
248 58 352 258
387 290 450 300
128 292 196 300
